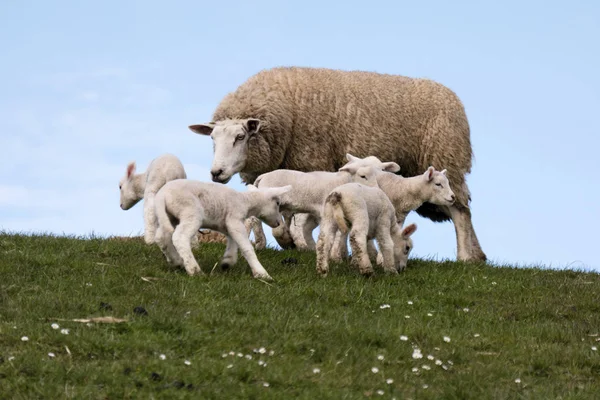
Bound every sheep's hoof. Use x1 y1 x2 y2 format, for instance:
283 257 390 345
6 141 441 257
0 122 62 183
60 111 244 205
186 267 204 276
254 273 273 281
360 268 375 277
220 262 231 271
384 268 399 275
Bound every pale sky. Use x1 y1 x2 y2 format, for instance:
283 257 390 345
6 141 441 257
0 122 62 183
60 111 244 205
1 1 598 271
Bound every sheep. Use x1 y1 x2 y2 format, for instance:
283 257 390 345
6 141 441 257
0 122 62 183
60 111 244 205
119 153 186 244
153 179 291 280
188 66 486 262
316 182 418 277
247 154 400 251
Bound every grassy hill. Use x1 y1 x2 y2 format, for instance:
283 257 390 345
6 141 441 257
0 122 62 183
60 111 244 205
1 233 599 399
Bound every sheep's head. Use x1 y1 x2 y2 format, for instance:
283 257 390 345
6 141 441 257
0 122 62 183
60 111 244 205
422 167 455 205
189 119 261 184
392 223 417 271
119 161 142 210
246 184 292 229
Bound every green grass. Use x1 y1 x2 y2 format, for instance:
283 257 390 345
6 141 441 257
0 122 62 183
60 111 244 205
1 233 600 399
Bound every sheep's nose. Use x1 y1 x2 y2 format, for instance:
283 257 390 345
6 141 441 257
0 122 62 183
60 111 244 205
451 194 456 201
211 169 223 181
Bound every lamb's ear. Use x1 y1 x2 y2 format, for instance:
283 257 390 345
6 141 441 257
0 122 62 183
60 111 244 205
245 119 261 135
126 162 136 179
381 161 401 173
339 163 359 174
423 166 435 181
440 169 447 176
189 123 215 136
346 153 360 163
247 184 259 192
402 223 417 238
270 185 292 198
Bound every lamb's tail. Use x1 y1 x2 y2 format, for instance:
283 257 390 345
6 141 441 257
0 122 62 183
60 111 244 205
154 190 174 238
325 191 348 234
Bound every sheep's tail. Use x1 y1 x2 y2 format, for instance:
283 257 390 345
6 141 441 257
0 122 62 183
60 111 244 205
154 190 174 236
253 174 265 187
326 191 348 234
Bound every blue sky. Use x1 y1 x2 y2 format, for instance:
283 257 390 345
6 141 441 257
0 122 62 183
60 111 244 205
1 1 598 270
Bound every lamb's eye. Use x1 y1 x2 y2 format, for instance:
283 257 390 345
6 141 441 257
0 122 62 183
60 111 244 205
119 184 122 189
360 175 367 179
235 134 245 142
404 246 411 254
435 183 442 187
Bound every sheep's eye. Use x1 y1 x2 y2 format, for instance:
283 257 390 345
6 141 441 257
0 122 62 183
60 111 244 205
360 175 367 179
435 183 442 187
235 134 245 142
119 184 122 189
404 246 411 254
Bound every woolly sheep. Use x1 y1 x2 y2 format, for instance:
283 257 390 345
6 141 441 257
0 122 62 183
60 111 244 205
247 154 400 251
189 66 486 262
119 153 186 244
316 182 418 277
153 179 291 280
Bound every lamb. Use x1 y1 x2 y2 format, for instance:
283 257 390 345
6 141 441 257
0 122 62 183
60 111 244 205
188 66 486 262
247 154 400 251
153 179 291 280
316 182 418 277
119 153 187 244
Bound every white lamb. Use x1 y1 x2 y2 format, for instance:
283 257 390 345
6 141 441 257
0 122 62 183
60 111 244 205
119 153 187 244
248 154 400 251
153 179 291 280
316 182 418 277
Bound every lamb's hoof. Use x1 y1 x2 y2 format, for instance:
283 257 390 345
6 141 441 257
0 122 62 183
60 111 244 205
384 269 399 275
254 273 273 281
220 262 231 271
360 269 375 277
186 267 204 276
316 269 328 277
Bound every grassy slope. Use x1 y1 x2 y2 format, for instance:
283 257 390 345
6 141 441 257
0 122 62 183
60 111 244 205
0 233 599 399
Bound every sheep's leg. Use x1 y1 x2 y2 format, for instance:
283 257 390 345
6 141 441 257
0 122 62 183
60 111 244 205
247 217 267 250
172 212 203 276
300 214 319 251
227 221 272 281
272 213 295 249
143 191 158 244
349 228 373 276
316 221 337 277
288 213 307 249
220 235 239 271
376 232 398 275
447 204 486 262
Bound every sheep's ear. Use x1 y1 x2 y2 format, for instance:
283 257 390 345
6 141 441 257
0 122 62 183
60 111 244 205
346 153 360 162
402 223 417 238
381 162 400 173
189 123 215 136
423 166 435 181
271 185 292 197
339 164 358 174
440 169 447 176
245 119 261 135
126 162 136 179
247 184 259 192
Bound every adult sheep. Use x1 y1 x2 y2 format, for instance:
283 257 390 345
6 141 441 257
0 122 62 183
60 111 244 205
189 66 486 262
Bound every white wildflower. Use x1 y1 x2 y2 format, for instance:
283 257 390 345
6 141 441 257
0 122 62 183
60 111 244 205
427 355 434 360
447 360 454 365
237 353 243 358
60 329 69 335
263 382 270 387
376 389 384 395
492 281 497 285
48 352 55 358
443 336 451 343
412 367 419 373
422 384 429 389
407 301 413 305
226 364 233 369
463 308 470 312
427 313 433 317
412 349 423 359
258 360 265 366
380 304 391 309
371 367 379 373
245 354 252 360
592 346 598 351
386 378 394 384
51 323 59 330
159 354 166 360
184 360 191 365
377 354 384 360
258 347 266 354
21 336 29 342
474 333 480 338
422 365 431 370
515 378 521 384
404 315 410 319
8 356 15 361
400 335 408 341
435 359 443 365
269 350 275 356
229 351 235 356
222 353 228 358
313 368 321 374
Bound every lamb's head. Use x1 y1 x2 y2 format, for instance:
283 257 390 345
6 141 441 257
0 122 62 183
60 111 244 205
189 119 261 184
119 161 141 210
421 167 455 205
392 223 417 271
339 154 400 187
246 184 292 229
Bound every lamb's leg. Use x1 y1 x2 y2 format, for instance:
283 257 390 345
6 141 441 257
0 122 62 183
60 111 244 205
316 221 337 277
367 240 378 262
330 230 348 261
288 213 307 249
227 221 272 280
446 204 486 262
272 213 295 249
300 214 319 251
349 228 373 276
156 226 183 267
376 232 398 275
172 213 203 276
220 235 239 271
143 191 158 244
